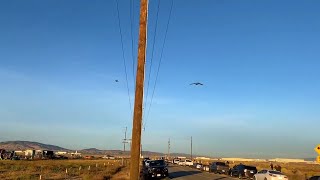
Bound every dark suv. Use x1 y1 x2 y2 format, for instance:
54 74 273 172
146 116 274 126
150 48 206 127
141 160 169 179
209 162 229 174
229 164 257 179
309 176 320 180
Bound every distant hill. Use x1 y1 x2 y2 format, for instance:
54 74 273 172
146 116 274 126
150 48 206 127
0 141 69 151
78 148 166 157
0 141 194 157
0 141 168 156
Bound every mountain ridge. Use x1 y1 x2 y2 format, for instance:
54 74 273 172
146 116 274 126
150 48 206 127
0 141 173 156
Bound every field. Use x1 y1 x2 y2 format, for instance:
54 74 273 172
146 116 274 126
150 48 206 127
0 159 129 180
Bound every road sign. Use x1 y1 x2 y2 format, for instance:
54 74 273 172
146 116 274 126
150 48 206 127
315 145 320 155
317 156 320 163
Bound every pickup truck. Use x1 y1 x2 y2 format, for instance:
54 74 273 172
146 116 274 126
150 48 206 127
141 160 169 179
209 162 229 174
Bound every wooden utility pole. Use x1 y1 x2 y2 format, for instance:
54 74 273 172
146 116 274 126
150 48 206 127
191 136 193 160
123 127 127 152
122 127 127 166
167 138 170 160
130 0 148 179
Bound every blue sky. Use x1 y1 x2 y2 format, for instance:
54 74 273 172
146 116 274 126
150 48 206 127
0 0 319 158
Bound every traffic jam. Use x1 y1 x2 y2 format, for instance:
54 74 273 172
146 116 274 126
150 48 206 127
171 158 288 180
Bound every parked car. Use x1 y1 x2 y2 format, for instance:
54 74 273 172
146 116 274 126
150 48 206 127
173 158 180 164
308 176 320 180
178 160 186 166
84 155 94 159
54 155 68 160
145 160 151 167
185 159 194 166
253 170 288 180
11 156 20 160
202 165 210 172
143 157 150 162
193 163 203 169
209 162 229 174
229 164 257 179
141 160 168 179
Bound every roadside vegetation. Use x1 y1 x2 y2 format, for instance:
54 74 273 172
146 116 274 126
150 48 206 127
0 159 128 180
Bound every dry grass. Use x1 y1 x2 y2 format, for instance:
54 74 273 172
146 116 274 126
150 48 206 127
0 159 124 180
110 166 129 180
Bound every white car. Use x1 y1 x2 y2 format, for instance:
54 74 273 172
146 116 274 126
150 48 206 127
173 159 180 164
196 163 202 169
178 161 186 166
202 165 210 172
185 159 194 166
253 170 288 180
145 160 151 167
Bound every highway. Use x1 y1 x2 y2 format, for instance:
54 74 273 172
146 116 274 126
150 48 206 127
168 165 234 180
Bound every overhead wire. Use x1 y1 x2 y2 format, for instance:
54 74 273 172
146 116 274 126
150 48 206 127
143 0 161 123
116 0 133 114
130 0 136 84
143 0 174 130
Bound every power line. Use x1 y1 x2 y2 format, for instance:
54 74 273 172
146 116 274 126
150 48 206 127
116 0 133 114
144 0 174 130
143 0 161 122
130 0 136 84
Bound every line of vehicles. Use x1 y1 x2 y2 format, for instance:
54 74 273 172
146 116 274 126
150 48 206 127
172 158 290 180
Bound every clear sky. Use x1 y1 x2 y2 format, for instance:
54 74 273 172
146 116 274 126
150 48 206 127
0 0 319 158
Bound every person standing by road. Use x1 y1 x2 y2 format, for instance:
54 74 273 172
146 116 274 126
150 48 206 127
270 162 274 170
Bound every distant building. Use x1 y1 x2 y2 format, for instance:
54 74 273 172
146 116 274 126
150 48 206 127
14 151 24 156
70 151 81 157
102 155 115 159
177 156 187 159
195 157 211 160
268 158 306 163
55 151 67 155
24 150 35 159
221 158 257 162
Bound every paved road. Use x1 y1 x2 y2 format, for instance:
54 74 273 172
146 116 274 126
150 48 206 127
168 165 234 180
